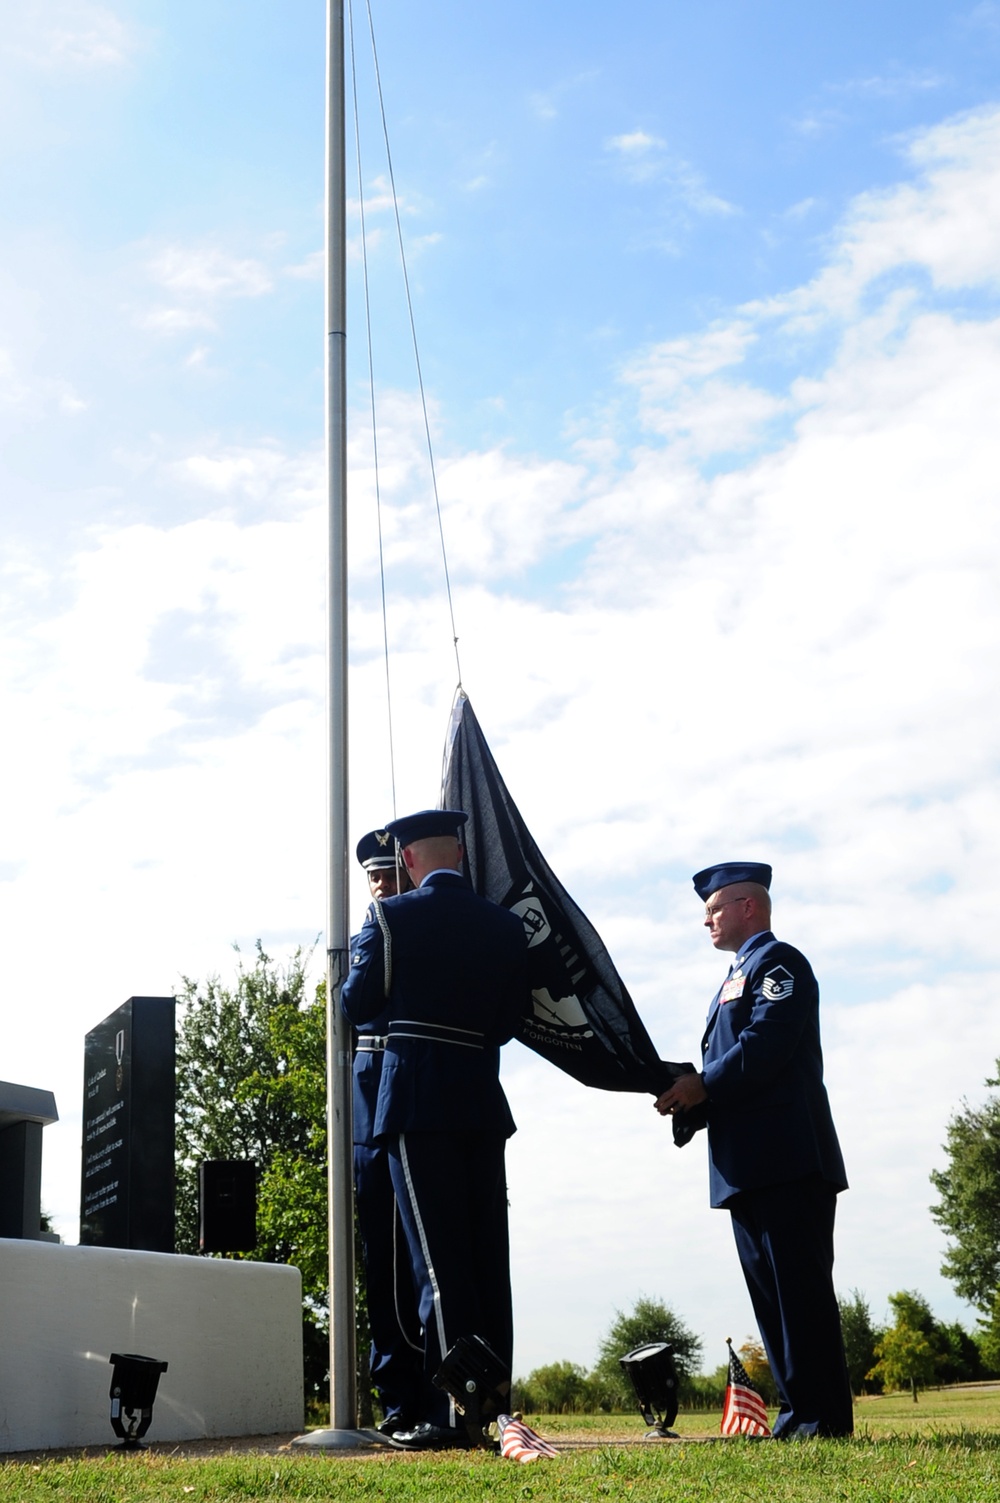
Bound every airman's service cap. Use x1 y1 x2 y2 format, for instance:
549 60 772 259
356 828 397 870
693 862 772 901
385 808 468 847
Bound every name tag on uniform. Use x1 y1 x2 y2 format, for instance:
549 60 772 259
719 973 746 1003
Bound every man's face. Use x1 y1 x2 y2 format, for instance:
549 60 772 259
703 887 752 952
367 866 400 900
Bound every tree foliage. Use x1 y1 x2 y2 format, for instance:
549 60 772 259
514 1298 703 1414
867 1290 945 1399
937 1320 991 1385
975 1291 1000 1374
736 1338 778 1405
838 1288 883 1395
174 942 340 1404
929 1069 1000 1312
175 942 325 1271
515 1361 595 1414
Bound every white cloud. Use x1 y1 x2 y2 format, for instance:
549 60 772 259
349 174 423 222
171 442 322 511
0 348 29 405
753 106 1000 328
792 109 845 137
134 307 217 335
782 196 820 221
617 323 783 454
147 247 273 300
529 95 555 120
283 250 324 281
607 129 664 156
621 322 757 398
529 70 600 122
831 68 945 98
4 1 136 69
0 346 88 416
605 130 738 214
967 1 1000 31
131 243 275 341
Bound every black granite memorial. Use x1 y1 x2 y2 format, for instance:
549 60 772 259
80 997 176 1252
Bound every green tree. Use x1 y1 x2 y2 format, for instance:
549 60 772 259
174 942 320 1255
937 1320 988 1384
975 1290 1000 1373
867 1290 944 1400
838 1288 882 1395
736 1338 778 1405
591 1296 703 1409
174 943 359 1412
929 1067 1000 1312
517 1361 592 1414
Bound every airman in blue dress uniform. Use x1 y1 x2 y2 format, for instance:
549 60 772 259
341 809 531 1450
657 862 853 1438
351 828 422 1436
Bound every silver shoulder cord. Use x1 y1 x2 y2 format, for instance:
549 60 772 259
372 898 393 998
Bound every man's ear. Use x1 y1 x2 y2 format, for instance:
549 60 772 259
402 845 416 871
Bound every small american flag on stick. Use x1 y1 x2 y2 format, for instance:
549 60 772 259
497 1413 559 1462
720 1339 772 1438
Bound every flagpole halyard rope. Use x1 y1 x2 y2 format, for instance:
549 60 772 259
348 0 398 816
363 0 463 690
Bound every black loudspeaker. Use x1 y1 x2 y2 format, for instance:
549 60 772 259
619 1342 679 1434
434 1334 511 1448
199 1160 257 1253
109 1352 168 1448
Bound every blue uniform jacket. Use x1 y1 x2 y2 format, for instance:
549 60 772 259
352 994 389 1147
701 930 847 1208
341 870 530 1140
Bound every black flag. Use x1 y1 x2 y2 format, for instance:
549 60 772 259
442 691 692 1099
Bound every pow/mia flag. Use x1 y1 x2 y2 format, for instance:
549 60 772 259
441 691 689 1097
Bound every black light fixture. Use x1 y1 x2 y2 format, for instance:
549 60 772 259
619 1342 679 1438
108 1352 169 1449
433 1335 511 1448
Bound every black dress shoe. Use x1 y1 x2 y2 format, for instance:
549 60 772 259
376 1415 413 1437
388 1422 469 1451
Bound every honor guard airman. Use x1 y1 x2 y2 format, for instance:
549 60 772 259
341 809 531 1450
351 828 422 1436
656 861 853 1439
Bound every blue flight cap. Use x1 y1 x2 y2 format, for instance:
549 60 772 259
356 828 397 870
385 808 468 847
693 862 772 901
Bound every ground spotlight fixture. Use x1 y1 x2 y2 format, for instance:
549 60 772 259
108 1352 169 1449
433 1334 511 1448
619 1342 679 1438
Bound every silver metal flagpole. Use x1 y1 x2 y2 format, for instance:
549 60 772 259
323 0 355 1433
293 0 378 1451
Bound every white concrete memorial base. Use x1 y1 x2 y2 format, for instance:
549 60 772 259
0 1239 303 1453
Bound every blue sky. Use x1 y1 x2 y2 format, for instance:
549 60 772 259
3 0 1000 1379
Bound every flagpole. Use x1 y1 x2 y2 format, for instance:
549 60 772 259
324 0 356 1434
294 0 376 1450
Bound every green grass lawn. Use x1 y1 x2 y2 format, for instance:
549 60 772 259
4 1390 1000 1503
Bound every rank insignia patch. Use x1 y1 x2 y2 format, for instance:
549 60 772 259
762 965 794 1001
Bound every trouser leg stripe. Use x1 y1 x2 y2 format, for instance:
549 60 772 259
393 1200 423 1353
398 1134 454 1424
